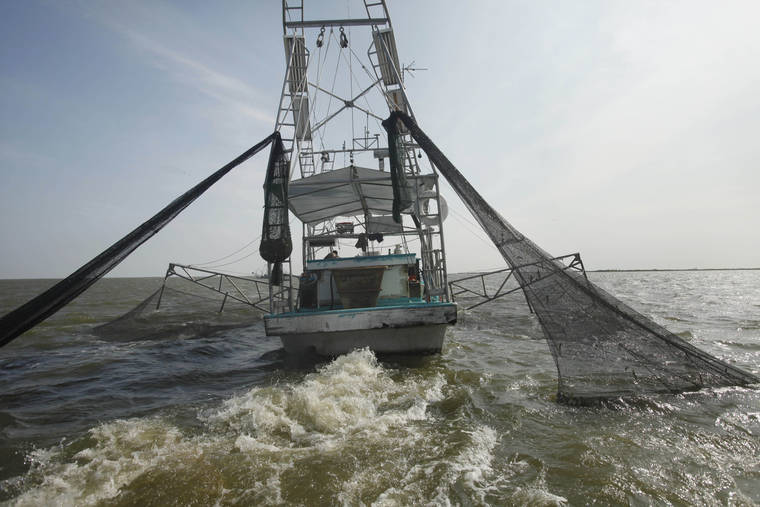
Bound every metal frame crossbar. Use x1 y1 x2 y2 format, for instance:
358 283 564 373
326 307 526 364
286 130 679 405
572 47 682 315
447 253 587 311
157 263 293 313
285 18 389 29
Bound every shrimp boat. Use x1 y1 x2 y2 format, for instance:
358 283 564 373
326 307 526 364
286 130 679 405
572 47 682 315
261 1 457 355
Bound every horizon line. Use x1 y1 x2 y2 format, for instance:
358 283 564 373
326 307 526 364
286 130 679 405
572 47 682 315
1 266 759 281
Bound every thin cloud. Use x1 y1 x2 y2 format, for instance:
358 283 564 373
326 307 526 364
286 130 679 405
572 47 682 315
107 21 274 125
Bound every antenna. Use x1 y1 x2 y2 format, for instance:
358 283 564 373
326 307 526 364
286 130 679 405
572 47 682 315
402 60 428 79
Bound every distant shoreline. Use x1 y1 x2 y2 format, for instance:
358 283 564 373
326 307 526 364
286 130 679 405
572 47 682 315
590 267 760 273
1 267 759 281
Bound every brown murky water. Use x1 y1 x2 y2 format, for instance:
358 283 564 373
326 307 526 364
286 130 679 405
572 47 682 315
1 271 758 505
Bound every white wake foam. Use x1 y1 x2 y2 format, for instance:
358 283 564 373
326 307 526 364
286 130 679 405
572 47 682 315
12 348 485 505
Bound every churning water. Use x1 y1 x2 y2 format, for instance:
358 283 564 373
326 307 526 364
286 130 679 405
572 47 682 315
0 271 758 505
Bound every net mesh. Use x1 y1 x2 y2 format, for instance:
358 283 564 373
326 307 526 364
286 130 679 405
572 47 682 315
381 115 413 223
0 133 275 348
259 132 292 264
389 111 758 404
259 132 292 286
95 282 262 342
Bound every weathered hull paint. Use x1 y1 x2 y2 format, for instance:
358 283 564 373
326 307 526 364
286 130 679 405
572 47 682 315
264 303 457 355
279 324 448 355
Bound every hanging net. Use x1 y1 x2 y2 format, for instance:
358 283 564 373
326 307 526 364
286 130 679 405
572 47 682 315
259 132 292 285
0 133 276 348
381 115 413 223
387 111 758 404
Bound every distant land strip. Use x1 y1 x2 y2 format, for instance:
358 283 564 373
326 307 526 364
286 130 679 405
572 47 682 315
590 267 760 272
1 268 759 280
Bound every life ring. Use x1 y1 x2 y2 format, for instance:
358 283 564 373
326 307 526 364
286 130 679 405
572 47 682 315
420 194 448 226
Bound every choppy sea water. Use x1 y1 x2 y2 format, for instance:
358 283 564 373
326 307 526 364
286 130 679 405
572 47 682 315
0 271 758 505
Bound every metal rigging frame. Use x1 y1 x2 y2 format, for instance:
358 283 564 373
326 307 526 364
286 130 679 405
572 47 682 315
448 253 588 311
156 263 291 313
278 0 451 304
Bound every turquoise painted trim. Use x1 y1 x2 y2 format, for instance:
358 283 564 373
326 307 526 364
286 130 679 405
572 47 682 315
286 297 425 313
308 253 414 263
307 253 416 268
377 297 425 306
265 301 456 320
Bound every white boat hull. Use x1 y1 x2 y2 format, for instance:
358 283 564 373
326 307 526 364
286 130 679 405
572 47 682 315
279 324 448 355
264 303 457 355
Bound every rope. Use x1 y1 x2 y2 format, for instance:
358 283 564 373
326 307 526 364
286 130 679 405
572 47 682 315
317 29 343 151
199 249 261 270
348 44 386 133
449 207 500 252
201 218 295 271
189 234 261 267
310 25 330 160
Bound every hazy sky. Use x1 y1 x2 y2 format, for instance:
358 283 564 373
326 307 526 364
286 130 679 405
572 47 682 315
1 0 759 279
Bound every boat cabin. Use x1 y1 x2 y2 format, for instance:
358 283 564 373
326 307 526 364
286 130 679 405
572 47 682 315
298 253 421 311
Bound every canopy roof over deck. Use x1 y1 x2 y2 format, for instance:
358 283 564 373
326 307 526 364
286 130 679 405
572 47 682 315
288 165 415 223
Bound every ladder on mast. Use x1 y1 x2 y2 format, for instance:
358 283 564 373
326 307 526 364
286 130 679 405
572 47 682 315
363 0 449 300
